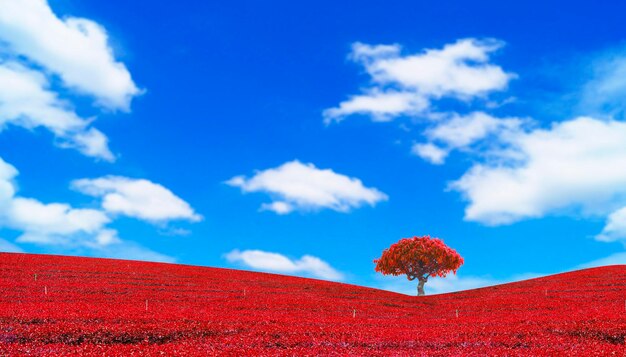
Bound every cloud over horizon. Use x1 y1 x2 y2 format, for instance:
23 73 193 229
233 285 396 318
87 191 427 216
225 249 344 281
0 155 187 263
0 156 113 248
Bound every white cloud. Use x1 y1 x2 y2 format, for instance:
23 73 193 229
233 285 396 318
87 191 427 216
426 112 526 149
0 0 168 262
0 156 17 203
0 156 113 247
0 238 23 253
225 249 344 281
577 251 626 268
0 156 173 262
350 42 401 61
596 207 626 242
61 128 114 161
72 176 201 223
451 117 626 226
227 160 388 214
324 38 514 123
9 197 111 243
94 240 176 263
93 228 120 246
411 142 448 165
260 201 294 215
0 0 140 110
323 90 428 124
362 38 512 96
0 62 114 161
413 112 529 164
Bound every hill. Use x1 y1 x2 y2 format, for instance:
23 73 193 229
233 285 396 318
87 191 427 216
0 253 625 355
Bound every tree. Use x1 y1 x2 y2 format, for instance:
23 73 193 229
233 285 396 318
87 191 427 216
374 236 463 296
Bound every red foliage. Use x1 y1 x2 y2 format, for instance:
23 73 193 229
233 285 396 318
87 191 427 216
374 236 464 281
1 253 626 355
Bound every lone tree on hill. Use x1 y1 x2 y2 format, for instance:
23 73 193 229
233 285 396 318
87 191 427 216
374 236 464 296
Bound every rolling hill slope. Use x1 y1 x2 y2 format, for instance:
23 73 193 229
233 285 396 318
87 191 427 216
1 253 625 355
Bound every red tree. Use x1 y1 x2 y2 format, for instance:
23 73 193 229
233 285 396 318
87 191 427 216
374 236 464 296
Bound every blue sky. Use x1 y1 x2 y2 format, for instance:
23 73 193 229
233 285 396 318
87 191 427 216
1 0 626 294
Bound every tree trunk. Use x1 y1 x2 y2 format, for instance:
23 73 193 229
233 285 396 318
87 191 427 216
417 279 426 296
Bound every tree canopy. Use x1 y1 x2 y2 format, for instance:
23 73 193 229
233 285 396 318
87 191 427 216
374 236 463 295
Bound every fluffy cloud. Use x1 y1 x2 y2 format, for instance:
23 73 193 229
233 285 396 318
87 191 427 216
63 128 113 161
72 176 201 223
451 117 626 229
0 0 140 110
411 143 448 165
426 112 526 149
596 207 626 242
323 90 428 123
324 38 514 123
0 0 143 160
10 198 111 244
0 62 114 161
0 2 174 263
413 112 529 164
227 160 388 214
0 157 179 264
0 156 113 247
225 249 344 281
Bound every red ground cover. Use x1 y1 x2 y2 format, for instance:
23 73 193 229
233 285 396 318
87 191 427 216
0 253 625 355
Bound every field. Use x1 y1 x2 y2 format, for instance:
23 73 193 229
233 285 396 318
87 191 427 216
0 253 625 355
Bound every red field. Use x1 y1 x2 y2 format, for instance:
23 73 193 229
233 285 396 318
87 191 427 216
0 253 625 356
